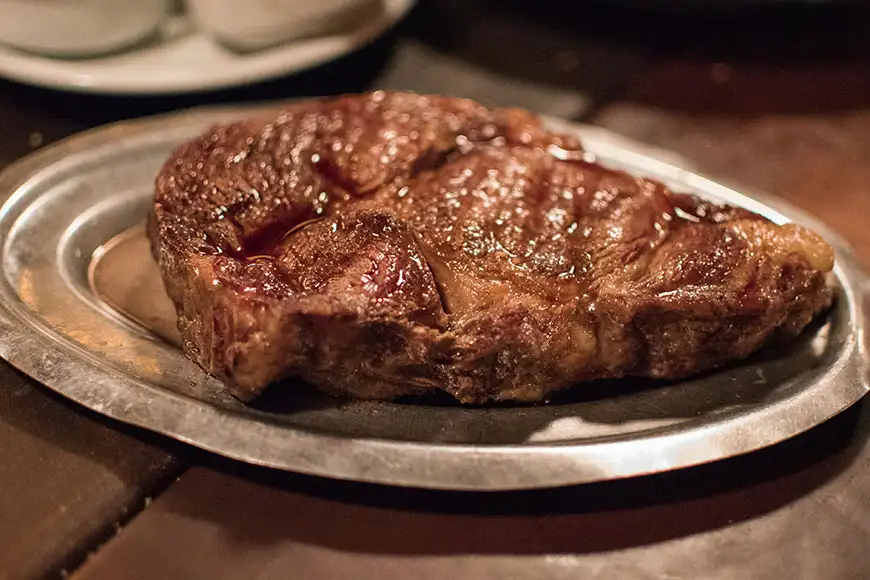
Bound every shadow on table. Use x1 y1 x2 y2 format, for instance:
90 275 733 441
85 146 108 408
402 0 870 117
596 0 870 115
393 0 658 107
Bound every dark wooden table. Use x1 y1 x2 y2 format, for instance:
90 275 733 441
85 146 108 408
1 1 869 578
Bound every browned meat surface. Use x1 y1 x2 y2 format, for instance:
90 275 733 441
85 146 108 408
149 91 834 404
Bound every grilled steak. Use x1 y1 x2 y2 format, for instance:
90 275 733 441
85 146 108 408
149 91 834 404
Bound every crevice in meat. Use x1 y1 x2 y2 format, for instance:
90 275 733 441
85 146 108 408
410 144 461 177
409 234 454 317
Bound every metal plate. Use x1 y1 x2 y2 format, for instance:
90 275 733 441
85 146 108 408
0 105 867 490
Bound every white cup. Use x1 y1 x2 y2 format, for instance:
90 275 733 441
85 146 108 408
185 0 377 52
0 0 171 57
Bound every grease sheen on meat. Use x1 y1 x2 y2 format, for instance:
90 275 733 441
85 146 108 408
149 92 834 404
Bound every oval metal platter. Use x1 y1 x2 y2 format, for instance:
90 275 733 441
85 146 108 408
0 104 867 490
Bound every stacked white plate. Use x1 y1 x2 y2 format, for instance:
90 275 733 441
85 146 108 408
0 0 415 95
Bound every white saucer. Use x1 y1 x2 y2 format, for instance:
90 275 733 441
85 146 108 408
0 0 415 95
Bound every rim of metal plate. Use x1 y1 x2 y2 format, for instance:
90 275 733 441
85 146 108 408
0 104 867 491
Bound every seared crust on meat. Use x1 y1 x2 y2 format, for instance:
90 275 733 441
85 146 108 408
150 91 833 404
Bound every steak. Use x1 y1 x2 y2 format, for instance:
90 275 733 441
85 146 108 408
149 91 834 404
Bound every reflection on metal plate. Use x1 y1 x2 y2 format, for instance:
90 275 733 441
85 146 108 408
0 105 866 490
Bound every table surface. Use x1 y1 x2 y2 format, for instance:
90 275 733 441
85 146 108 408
1 1 869 578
